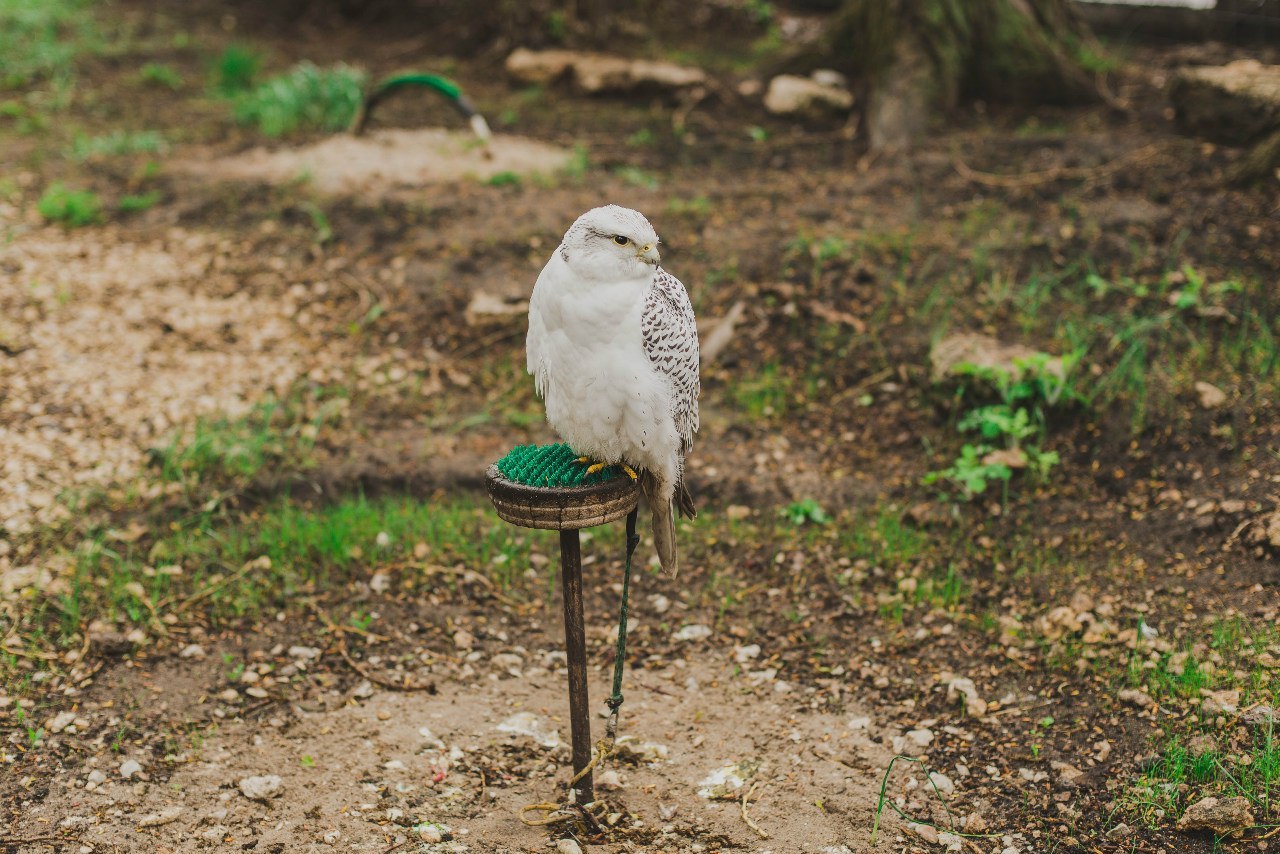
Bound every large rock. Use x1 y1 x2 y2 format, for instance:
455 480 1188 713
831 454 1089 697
764 72 854 117
1177 796 1254 836
1170 60 1280 145
505 49 705 95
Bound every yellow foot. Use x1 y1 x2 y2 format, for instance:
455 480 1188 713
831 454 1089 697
585 462 606 475
622 464 638 480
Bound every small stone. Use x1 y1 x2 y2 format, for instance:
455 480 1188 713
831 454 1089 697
244 687 268 699
137 806 183 827
369 571 390 593
764 73 854 116
180 644 206 659
1177 795 1254 834
1018 767 1049 783
288 645 321 660
1201 688 1241 715
1243 704 1278 727
218 688 241 704
352 680 374 699
908 822 939 844
597 769 623 790
47 711 77 734
928 771 955 796
453 630 475 650
86 769 107 788
1118 688 1153 708
1106 823 1132 839
906 728 934 747
1050 760 1084 787
491 652 523 676
946 677 988 717
962 813 988 832
238 774 284 801
238 669 260 684
322 829 340 844
659 803 678 820
556 840 584 854
1195 381 1227 409
377 710 392 722
416 823 444 843
1187 734 1218 757
119 759 143 779
673 624 712 642
733 644 761 663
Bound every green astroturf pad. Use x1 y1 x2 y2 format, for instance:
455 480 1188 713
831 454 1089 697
495 443 623 488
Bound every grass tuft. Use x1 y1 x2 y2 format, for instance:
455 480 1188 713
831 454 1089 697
231 61 366 136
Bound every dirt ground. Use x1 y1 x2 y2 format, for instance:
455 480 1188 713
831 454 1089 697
2 2 1279 853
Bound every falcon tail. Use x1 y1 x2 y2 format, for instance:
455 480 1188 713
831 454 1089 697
640 471 696 577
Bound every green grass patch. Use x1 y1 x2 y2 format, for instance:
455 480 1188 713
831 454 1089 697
211 43 260 96
69 129 166 161
118 191 162 213
137 61 182 89
0 0 95 90
37 183 102 227
732 361 791 419
231 61 366 136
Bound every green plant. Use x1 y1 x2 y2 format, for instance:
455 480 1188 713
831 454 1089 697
486 171 521 187
924 444 1012 499
232 61 365 136
212 43 260 95
70 130 166 161
119 191 161 213
0 0 95 89
780 500 829 526
37 183 102 227
138 62 182 89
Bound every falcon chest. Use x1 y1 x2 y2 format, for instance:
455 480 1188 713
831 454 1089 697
541 279 677 467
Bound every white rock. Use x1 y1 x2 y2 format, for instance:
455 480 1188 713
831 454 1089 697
201 825 229 842
496 712 560 748
491 653 523 676
415 823 445 842
47 711 77 734
733 644 761 663
556 839 584 854
1195 380 1227 409
136 806 183 827
929 771 956 796
673 624 712 642
119 759 143 779
697 763 748 799
649 594 671 614
764 74 854 116
86 769 107 788
238 774 284 801
179 644 206 659
596 769 623 790
946 677 988 717
369 571 390 593
352 680 374 699
288 645 321 660
323 829 340 844
906 728 934 747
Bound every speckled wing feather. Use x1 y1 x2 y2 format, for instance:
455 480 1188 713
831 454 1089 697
641 267 700 454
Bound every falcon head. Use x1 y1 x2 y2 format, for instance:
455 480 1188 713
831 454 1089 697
560 204 661 281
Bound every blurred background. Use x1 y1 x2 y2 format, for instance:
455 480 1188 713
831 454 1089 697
1 1 1278 850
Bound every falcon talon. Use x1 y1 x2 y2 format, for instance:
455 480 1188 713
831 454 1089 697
585 462 606 475
622 464 638 480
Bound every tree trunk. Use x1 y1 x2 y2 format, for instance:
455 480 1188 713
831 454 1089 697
779 0 1102 149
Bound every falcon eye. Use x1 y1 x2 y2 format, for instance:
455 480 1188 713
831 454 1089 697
612 235 630 246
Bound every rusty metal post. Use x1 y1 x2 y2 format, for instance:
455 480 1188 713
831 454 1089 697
558 528 593 804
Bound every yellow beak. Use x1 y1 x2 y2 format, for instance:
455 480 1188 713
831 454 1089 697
639 244 660 265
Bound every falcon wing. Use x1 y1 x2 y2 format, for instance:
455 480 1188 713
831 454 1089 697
641 267 700 453
526 256 555 398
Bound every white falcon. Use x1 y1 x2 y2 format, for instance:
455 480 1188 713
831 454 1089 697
527 205 700 575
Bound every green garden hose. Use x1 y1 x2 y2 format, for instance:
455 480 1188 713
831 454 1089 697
352 72 492 140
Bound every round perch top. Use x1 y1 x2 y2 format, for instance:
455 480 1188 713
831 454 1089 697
487 443 639 531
